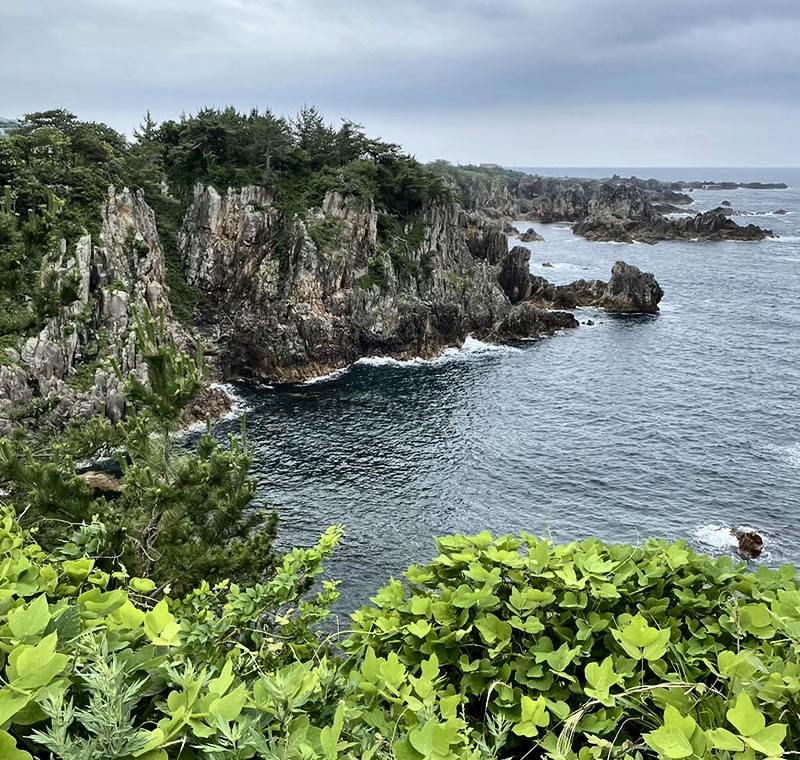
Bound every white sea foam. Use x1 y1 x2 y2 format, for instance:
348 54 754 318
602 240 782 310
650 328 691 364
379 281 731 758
210 382 253 417
302 337 518 384
693 523 737 553
302 367 351 385
694 523 777 564
763 441 800 468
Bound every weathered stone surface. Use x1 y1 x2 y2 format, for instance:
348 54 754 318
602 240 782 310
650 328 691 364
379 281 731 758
494 302 578 340
574 203 773 244
0 187 175 434
497 247 532 304
519 227 544 243
181 187 537 382
529 261 664 314
734 529 764 559
180 386 233 427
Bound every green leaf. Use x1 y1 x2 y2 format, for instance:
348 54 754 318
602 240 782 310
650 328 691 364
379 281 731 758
130 577 157 594
379 652 406 690
0 730 32 760
209 685 247 721
644 727 694 759
727 693 766 737
62 558 93 580
320 702 345 759
7 594 51 642
409 720 459 760
474 614 512 646
407 620 432 638
742 724 787 756
0 688 31 727
707 728 744 752
6 632 68 690
144 599 181 646
512 695 550 737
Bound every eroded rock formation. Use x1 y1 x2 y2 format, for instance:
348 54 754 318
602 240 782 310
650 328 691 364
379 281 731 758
0 187 175 434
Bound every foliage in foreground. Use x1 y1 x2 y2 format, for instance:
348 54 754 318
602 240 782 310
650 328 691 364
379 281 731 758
0 507 799 759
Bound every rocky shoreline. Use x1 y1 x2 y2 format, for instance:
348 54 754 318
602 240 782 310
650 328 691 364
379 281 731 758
0 182 664 431
445 168 777 244
8 166 776 432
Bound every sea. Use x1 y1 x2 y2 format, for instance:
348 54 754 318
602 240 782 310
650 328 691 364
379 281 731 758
210 168 800 610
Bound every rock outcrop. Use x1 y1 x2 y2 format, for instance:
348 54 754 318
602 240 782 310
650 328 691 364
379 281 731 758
679 181 787 191
180 385 233 427
494 303 578 340
497 247 533 304
529 261 664 314
448 170 774 245
0 187 175 434
573 203 774 244
180 186 570 382
734 529 764 560
519 227 544 243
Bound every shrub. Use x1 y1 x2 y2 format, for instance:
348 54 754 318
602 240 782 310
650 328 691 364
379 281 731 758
345 532 800 759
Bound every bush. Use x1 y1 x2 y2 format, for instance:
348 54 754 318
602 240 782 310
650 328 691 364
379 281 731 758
0 511 798 758
345 532 800 759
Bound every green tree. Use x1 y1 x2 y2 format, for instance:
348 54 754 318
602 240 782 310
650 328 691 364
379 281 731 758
0 309 278 593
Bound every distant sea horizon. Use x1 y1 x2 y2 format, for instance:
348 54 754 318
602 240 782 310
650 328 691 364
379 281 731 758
512 166 799 184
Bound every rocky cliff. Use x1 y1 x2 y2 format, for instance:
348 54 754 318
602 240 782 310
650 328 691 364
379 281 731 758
495 245 663 314
0 187 173 434
1 182 666 429
445 169 773 244
180 186 562 382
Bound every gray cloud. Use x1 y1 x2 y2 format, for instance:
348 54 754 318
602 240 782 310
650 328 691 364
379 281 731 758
1 0 798 164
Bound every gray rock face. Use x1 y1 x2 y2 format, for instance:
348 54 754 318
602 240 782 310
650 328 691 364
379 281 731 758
519 227 544 243
494 303 578 340
529 261 664 314
574 205 773 243
452 172 772 244
497 247 533 304
181 186 545 382
0 187 173 433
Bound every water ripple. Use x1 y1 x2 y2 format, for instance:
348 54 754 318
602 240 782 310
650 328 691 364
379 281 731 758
209 181 800 608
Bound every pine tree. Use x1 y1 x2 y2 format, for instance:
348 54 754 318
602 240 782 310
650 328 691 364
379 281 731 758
0 308 278 593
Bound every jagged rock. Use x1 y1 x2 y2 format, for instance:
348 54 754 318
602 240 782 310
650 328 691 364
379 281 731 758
774 209 787 215
529 261 663 314
574 205 773 244
734 529 763 559
0 187 177 433
542 262 553 268
180 186 522 382
494 302 578 340
721 200 732 207
679 181 787 190
497 247 532 304
181 386 233 427
464 213 509 264
78 470 122 495
454 173 694 222
519 227 544 243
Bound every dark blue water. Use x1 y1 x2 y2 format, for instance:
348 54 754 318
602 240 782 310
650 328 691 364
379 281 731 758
214 169 800 607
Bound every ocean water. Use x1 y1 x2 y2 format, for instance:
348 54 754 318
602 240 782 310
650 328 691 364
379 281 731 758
211 169 800 608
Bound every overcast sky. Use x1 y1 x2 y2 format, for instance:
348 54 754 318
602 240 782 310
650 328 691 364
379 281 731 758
2 0 799 166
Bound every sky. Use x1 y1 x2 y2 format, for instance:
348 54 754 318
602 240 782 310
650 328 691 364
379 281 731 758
2 0 799 166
